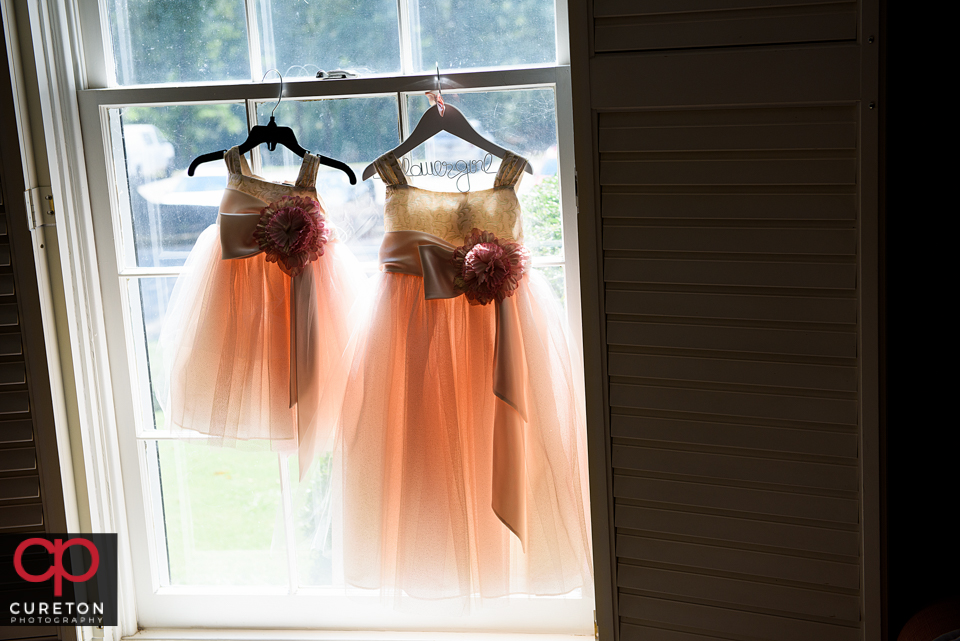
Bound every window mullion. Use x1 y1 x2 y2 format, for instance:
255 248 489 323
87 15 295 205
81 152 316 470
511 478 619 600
532 256 565 267
396 0 411 75
142 440 172 589
397 91 410 146
107 108 138 269
78 67 561 106
244 0 264 81
552 68 584 356
113 0 136 84
119 267 184 278
553 0 571 65
278 455 299 594
77 0 111 86
246 98 263 175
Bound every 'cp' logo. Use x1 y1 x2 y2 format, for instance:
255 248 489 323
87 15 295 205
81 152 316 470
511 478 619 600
13 538 100 596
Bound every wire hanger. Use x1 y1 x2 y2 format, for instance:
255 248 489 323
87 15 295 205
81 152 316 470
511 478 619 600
188 70 357 184
360 65 533 181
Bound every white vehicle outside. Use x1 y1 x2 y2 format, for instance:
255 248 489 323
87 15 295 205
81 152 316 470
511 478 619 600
136 161 227 208
124 123 175 178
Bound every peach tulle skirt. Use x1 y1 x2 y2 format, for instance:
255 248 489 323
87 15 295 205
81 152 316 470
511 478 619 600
320 269 593 604
158 223 365 462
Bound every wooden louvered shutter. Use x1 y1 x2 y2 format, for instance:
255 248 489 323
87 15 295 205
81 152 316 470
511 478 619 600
569 2 881 640
1 7 73 640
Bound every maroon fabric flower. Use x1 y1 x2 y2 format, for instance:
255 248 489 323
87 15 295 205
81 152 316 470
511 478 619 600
254 196 329 277
453 228 529 305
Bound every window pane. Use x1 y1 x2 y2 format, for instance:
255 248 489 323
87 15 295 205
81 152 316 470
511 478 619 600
411 0 556 72
256 96 401 270
106 0 250 85
287 455 335 587
534 264 565 305
255 0 400 76
111 104 247 268
521 175 562 258
128 277 177 431
404 89 561 257
154 441 288 586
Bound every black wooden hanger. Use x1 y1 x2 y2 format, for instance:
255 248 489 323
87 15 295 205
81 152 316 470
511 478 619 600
187 71 357 184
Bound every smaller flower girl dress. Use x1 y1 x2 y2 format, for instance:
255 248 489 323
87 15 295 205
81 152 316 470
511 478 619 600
159 147 365 472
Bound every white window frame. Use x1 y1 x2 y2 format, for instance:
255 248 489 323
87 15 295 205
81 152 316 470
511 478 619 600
21 0 590 637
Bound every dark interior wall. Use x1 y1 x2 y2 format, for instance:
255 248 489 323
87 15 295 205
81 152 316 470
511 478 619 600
884 3 959 638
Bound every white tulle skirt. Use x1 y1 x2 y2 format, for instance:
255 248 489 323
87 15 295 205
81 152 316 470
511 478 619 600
319 268 594 606
158 223 366 465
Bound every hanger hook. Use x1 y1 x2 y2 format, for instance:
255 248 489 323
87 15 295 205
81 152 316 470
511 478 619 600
262 68 283 118
435 63 442 99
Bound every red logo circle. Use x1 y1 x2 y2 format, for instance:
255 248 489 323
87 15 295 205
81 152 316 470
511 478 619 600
13 538 100 596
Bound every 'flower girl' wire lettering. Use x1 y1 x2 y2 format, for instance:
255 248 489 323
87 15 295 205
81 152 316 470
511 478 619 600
399 153 498 192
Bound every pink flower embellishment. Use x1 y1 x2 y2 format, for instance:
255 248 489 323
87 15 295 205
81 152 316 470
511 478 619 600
453 228 529 306
254 196 330 277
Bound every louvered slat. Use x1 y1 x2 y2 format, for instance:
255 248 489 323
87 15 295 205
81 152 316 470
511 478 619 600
617 534 859 589
613 445 857 490
603 191 857 220
0 476 40 501
0 504 44 529
606 321 857 358
616 504 859 556
618 593 859 641
594 1 858 53
604 257 856 288
0 419 33 443
0 333 21 356
614 474 859 523
608 352 858 391
606 290 858 323
617 564 860 622
0 362 27 385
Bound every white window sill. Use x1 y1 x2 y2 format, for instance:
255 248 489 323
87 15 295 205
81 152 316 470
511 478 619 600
123 630 593 641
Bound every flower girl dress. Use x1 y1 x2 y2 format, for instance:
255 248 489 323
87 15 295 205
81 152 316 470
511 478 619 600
159 147 365 473
321 151 593 604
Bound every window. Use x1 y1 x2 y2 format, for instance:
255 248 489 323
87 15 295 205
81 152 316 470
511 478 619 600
75 0 587 633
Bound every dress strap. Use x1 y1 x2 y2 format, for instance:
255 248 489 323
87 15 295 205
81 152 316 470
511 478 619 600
373 152 408 186
224 146 245 176
494 151 528 189
295 153 321 190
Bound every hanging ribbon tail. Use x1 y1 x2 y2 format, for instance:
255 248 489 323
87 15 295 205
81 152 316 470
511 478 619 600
416 237 530 548
491 296 529 549
492 296 528 423
292 265 322 454
289 276 298 409
425 90 445 117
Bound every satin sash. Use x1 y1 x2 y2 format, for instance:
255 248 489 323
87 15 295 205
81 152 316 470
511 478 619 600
219 187 323 450
380 230 531 547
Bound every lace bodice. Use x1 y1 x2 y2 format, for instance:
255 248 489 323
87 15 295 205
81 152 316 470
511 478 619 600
223 146 323 206
373 151 528 245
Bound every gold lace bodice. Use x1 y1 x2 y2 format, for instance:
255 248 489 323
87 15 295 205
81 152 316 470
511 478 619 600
224 146 323 206
373 151 528 245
